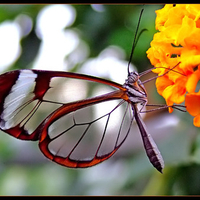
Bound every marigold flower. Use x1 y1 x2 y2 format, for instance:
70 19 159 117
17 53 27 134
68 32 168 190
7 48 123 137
147 4 200 127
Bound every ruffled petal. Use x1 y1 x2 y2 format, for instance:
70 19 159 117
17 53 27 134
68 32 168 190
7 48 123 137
185 92 200 116
193 115 200 127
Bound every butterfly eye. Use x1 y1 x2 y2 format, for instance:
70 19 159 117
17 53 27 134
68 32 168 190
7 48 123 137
129 72 139 82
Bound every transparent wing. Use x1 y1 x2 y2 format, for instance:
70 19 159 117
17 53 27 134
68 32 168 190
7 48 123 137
38 99 134 168
0 69 124 140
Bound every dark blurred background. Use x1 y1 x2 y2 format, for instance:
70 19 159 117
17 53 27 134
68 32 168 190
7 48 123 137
0 4 199 195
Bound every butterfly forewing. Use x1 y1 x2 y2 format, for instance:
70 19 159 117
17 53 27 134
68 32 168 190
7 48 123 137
0 69 124 140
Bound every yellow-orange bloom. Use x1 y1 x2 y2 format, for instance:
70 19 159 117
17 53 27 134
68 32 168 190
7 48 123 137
147 4 200 127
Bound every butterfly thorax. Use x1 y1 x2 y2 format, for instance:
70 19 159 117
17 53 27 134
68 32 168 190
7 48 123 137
123 71 147 105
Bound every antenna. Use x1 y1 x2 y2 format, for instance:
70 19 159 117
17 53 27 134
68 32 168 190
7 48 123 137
127 8 146 75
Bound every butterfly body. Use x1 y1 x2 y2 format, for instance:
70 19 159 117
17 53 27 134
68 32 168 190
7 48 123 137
123 71 147 105
123 71 164 172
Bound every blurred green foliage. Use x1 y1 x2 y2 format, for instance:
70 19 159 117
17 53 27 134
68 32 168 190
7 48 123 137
0 4 199 196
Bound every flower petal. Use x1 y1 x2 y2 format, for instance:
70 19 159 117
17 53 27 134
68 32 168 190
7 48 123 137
186 69 200 93
185 92 200 116
193 115 200 127
155 75 173 96
155 4 174 30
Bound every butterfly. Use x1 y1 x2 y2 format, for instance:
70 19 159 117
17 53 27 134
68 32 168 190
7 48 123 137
0 9 183 173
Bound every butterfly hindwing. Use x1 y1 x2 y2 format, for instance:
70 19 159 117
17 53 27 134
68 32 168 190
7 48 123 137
38 98 133 167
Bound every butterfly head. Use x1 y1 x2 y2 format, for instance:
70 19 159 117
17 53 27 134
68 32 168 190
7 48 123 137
126 71 139 85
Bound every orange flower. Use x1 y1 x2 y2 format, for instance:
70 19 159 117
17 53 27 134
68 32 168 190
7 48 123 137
147 4 200 127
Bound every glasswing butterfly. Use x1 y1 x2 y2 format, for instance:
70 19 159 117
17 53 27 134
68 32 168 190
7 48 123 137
0 9 184 173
